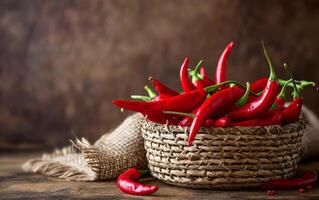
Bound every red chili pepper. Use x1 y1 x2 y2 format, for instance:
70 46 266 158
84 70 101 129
149 77 179 96
281 63 304 125
117 168 159 196
214 41 234 84
171 79 264 131
189 60 207 89
200 67 214 86
146 114 180 125
267 190 275 196
178 117 193 126
230 109 282 126
271 79 292 110
250 77 268 92
261 171 317 190
282 98 303 125
246 78 268 103
113 88 207 115
215 116 231 127
188 86 245 144
209 80 266 118
227 42 280 121
164 110 229 128
180 57 196 92
176 108 199 127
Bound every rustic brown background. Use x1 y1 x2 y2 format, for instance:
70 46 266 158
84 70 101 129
0 0 318 149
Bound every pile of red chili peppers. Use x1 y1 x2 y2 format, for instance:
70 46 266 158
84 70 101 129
114 42 316 196
113 41 315 145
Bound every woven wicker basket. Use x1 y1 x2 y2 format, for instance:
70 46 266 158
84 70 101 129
141 118 306 189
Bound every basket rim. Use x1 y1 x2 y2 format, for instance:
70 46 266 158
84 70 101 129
142 116 306 132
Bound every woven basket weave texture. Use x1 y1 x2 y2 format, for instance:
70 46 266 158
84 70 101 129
142 118 306 189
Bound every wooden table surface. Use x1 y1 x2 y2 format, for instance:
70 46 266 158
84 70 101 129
1 152 319 200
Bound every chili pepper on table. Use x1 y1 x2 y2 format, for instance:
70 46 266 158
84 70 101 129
149 77 179 96
214 41 234 84
117 168 159 196
261 171 317 190
180 57 196 92
226 42 280 121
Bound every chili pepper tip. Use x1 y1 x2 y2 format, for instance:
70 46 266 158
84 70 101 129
299 188 305 193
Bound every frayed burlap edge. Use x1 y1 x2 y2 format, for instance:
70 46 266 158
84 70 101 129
22 138 97 181
22 113 147 181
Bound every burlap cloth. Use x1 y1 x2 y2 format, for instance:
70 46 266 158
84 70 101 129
22 107 319 181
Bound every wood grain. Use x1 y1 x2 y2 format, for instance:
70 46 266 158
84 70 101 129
1 152 319 200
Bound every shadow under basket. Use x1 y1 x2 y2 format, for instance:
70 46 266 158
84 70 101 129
141 118 306 189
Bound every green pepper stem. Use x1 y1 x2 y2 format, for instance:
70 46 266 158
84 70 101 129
283 63 300 99
204 80 258 96
131 95 151 102
144 85 157 99
190 60 204 82
194 60 203 75
262 41 277 81
236 82 250 107
278 78 292 99
163 111 194 118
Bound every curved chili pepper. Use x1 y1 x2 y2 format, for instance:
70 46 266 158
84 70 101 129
149 77 179 96
215 41 234 84
117 168 159 196
186 79 267 143
189 60 206 89
146 114 180 125
251 77 268 92
230 109 282 126
180 57 196 92
282 98 303 125
281 63 304 125
271 79 292 110
215 116 231 127
188 86 245 144
163 111 230 128
113 88 207 115
200 67 214 86
227 42 280 121
261 171 317 190
178 117 192 126
209 79 268 118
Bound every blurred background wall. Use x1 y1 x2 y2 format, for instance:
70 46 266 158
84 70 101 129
0 0 318 149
